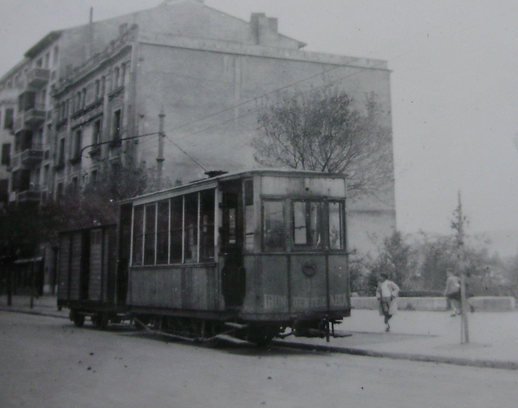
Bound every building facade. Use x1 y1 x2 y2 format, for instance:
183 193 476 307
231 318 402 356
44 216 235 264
0 0 396 293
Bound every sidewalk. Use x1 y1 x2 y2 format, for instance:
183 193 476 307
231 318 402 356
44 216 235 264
277 308 518 370
1 295 517 370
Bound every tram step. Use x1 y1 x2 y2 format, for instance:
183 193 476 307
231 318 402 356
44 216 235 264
214 334 250 345
224 322 248 330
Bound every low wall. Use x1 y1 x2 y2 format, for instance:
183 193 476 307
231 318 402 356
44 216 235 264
351 296 516 312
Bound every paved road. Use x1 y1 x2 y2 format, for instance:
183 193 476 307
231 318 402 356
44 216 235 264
1 312 517 408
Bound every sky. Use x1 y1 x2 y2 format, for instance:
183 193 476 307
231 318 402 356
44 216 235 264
1 0 518 237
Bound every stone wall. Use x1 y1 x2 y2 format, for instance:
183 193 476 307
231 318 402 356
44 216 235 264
351 296 516 312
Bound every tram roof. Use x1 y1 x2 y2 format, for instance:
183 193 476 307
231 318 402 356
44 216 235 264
120 168 346 205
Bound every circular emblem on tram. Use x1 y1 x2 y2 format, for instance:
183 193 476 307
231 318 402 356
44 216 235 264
302 259 317 277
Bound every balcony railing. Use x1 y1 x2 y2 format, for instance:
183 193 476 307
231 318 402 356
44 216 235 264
13 116 27 133
10 144 44 170
26 68 50 89
17 187 41 203
23 104 46 126
13 104 47 133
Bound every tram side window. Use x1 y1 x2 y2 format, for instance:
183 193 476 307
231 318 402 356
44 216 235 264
132 206 144 265
292 201 323 249
244 180 254 251
144 204 156 265
262 200 284 252
170 196 183 263
156 200 169 264
329 201 345 250
184 193 198 262
200 190 215 261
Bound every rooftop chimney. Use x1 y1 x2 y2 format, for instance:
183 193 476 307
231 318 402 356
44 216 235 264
250 13 279 45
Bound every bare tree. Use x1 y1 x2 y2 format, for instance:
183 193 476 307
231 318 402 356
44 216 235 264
253 86 394 197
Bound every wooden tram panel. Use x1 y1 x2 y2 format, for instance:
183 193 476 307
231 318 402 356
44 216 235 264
57 224 121 315
124 169 350 333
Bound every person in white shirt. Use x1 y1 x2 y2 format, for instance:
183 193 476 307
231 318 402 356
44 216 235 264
376 273 400 332
444 269 461 316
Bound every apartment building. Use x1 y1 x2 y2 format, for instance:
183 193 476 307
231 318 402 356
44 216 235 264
0 0 397 293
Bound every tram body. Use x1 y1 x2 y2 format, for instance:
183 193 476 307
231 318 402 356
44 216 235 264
57 169 350 342
122 169 350 340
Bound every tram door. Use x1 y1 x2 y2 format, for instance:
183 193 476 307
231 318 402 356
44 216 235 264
220 181 246 308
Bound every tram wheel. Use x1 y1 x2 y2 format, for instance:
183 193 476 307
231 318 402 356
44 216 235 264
72 311 85 328
93 312 109 330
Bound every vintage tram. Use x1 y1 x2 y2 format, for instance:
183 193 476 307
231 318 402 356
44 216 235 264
57 169 351 343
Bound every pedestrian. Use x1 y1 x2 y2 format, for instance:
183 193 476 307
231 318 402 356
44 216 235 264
444 269 461 316
376 272 399 332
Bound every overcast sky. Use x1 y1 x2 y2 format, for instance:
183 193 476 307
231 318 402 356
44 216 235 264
1 0 517 236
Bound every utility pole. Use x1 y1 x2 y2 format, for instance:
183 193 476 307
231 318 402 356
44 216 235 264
457 190 469 343
157 109 165 190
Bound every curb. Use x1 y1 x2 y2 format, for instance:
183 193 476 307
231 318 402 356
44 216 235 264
3 307 517 371
272 340 518 371
0 308 68 320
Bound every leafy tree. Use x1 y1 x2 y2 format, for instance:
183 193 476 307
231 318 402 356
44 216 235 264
253 86 393 197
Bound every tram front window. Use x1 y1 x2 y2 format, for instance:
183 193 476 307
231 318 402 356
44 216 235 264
329 201 345 250
293 201 323 249
263 200 284 252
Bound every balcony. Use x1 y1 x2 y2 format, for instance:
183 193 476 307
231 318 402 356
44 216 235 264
26 68 50 89
13 116 28 133
24 105 46 126
13 105 46 133
17 187 41 203
10 145 44 170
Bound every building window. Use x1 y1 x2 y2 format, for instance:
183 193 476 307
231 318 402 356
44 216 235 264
1 144 10 166
113 109 121 140
72 176 78 192
57 138 65 166
0 179 8 204
44 53 50 69
90 169 98 183
101 76 105 96
121 64 126 86
71 130 82 162
4 108 14 130
56 182 63 197
93 119 101 145
43 165 49 186
95 80 100 100
53 46 59 66
114 67 120 89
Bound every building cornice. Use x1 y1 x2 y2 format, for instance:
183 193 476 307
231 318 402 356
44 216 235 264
138 32 389 71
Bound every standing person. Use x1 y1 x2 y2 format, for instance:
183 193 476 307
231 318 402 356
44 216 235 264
444 269 461 316
376 273 400 332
